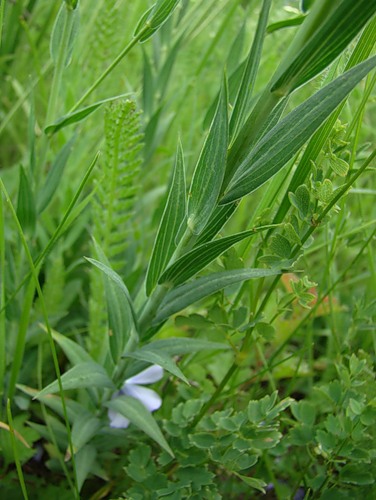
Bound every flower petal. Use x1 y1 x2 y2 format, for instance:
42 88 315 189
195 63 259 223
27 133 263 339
108 408 130 429
124 384 162 412
125 365 164 385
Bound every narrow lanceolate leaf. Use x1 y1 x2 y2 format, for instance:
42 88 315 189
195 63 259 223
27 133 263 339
154 268 281 324
50 1 80 67
69 411 101 457
159 226 273 286
38 136 75 213
51 329 93 366
34 362 115 399
45 93 130 135
105 396 174 457
86 254 138 362
146 338 230 355
195 203 238 245
271 0 376 95
230 0 272 139
187 77 228 235
125 349 189 385
221 55 376 204
267 15 306 34
146 142 186 295
16 166 36 233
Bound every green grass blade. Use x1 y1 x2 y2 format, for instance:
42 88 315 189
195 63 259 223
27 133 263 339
0 193 4 406
221 55 376 204
267 15 306 34
38 136 76 213
0 0 5 51
146 141 186 295
86 256 139 334
0 152 99 318
159 225 276 286
154 268 281 324
34 362 115 398
105 396 174 457
51 330 94 366
6 400 29 500
45 93 130 135
229 0 272 140
16 166 36 233
271 0 376 95
138 338 230 356
187 76 228 234
0 178 80 496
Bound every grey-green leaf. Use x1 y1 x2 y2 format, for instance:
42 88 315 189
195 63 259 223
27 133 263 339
188 77 228 234
195 203 238 246
38 136 75 213
154 268 281 324
50 2 79 67
230 0 272 139
69 411 101 457
86 252 138 363
45 93 130 135
125 349 189 385
52 329 93 366
271 0 376 95
16 165 36 233
146 142 186 295
105 396 174 456
159 226 272 286
221 55 376 204
146 337 230 355
34 362 114 399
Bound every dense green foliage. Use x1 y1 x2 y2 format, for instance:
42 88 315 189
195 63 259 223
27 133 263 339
0 0 376 498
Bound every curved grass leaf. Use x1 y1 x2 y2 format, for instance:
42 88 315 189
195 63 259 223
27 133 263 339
230 0 272 139
86 254 138 362
159 226 273 286
38 136 75 213
146 337 230 355
188 76 228 234
16 166 36 233
146 142 186 295
271 0 376 95
34 362 115 399
50 2 80 67
69 412 101 458
125 349 189 385
51 329 93 366
154 268 281 324
105 396 174 456
45 93 130 135
221 55 376 204
267 15 306 34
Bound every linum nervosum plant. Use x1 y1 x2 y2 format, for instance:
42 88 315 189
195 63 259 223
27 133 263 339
0 0 376 497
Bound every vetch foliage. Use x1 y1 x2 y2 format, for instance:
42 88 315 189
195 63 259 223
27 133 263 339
0 0 375 497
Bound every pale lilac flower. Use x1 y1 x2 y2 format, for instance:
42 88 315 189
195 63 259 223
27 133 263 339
108 365 164 428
